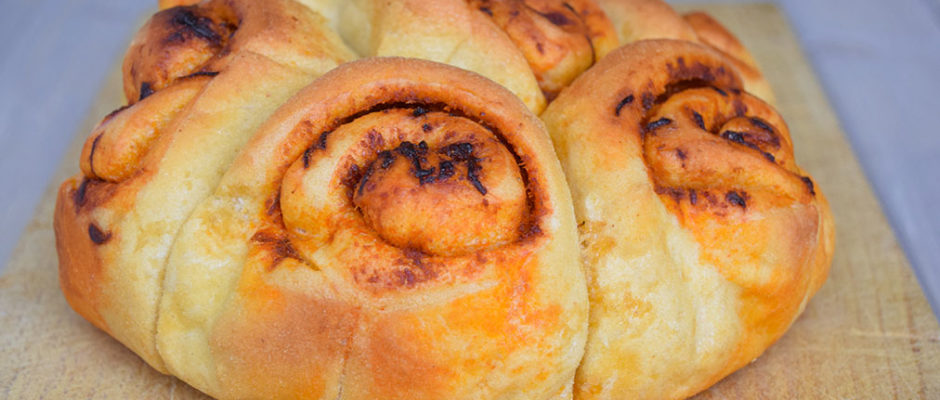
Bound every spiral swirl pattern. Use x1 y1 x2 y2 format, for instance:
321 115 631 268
54 1 821 398
156 58 585 399
541 39 833 399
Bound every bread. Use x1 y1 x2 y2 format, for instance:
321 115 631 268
290 0 620 111
540 39 834 399
55 1 833 399
158 0 769 109
596 0 774 102
151 56 586 399
683 10 775 103
55 0 354 372
595 0 699 42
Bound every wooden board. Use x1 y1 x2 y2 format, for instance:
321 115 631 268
2 3 938 399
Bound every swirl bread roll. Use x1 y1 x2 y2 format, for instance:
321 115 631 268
296 0 619 111
593 0 699 43
682 10 775 103
541 40 834 399
156 58 585 399
595 0 774 103
54 0 354 372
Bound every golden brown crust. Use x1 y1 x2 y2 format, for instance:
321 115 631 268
541 39 833 399
299 0 618 112
300 0 547 112
683 11 775 102
55 0 353 373
156 57 585 399
158 0 200 10
594 0 699 43
466 0 618 100
55 178 111 332
123 3 237 102
593 1 774 103
58 1 819 398
81 76 210 182
683 11 757 70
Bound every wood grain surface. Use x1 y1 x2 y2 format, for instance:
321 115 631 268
1 3 938 399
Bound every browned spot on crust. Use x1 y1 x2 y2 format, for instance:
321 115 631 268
251 230 302 271
703 191 719 207
397 269 417 286
139 82 155 101
692 111 706 129
656 186 686 204
646 117 672 132
641 92 655 111
265 194 280 217
88 223 112 245
316 130 331 150
356 162 377 197
541 11 570 26
396 141 436 185
341 163 362 191
302 147 313 169
70 178 117 212
302 129 331 169
87 134 103 178
726 191 747 208
165 7 224 44
750 117 774 133
365 129 386 152
440 142 487 195
801 176 816 196
676 148 687 161
721 130 747 145
125 4 237 101
521 222 543 240
615 94 634 116
73 179 91 207
402 247 426 266
667 60 723 83
353 248 441 290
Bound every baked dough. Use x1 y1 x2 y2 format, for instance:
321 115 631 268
56 1 832 398
596 0 774 102
595 0 699 43
54 0 353 371
541 39 833 399
156 57 586 399
160 0 771 107
683 10 775 103
297 0 620 110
